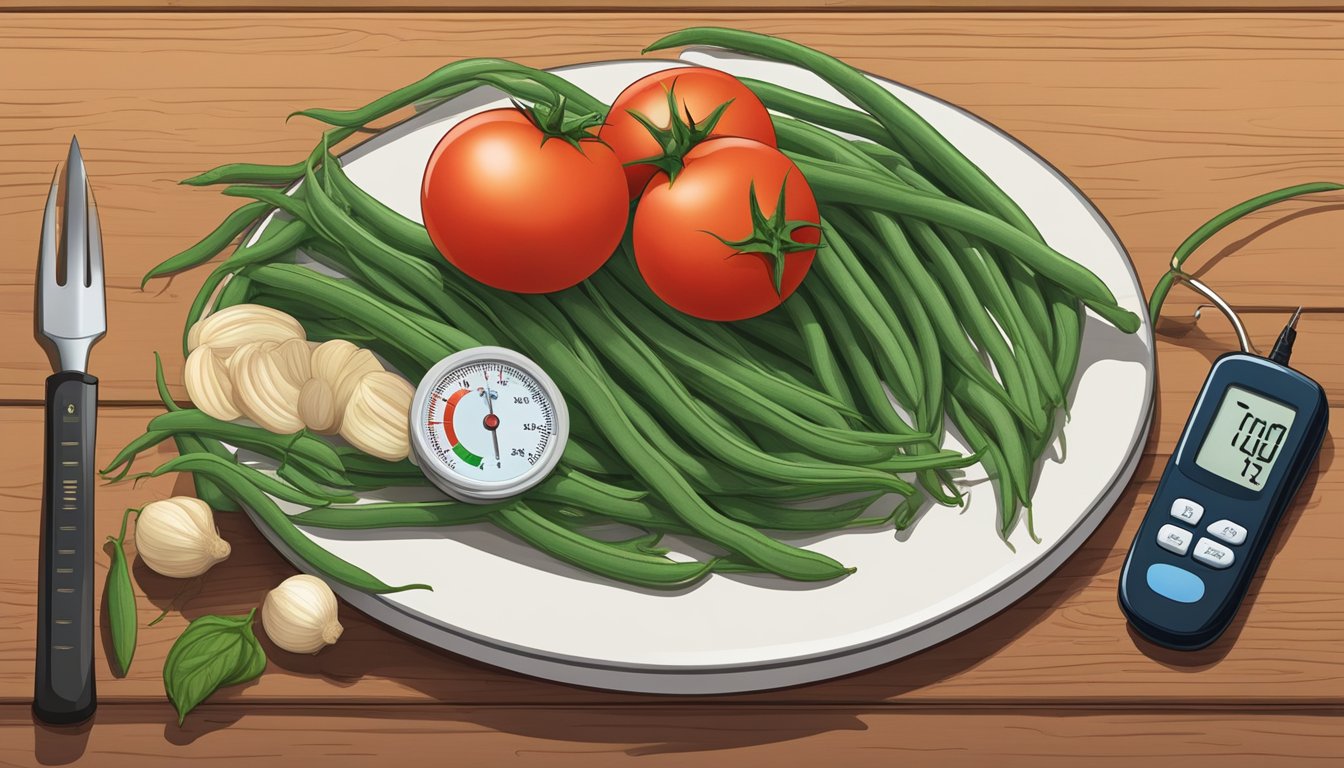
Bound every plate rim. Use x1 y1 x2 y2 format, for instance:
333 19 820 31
229 53 1155 693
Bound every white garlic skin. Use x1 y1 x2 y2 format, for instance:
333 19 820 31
262 574 343 654
133 496 231 578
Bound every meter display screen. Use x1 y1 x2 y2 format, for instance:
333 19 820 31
1194 385 1297 491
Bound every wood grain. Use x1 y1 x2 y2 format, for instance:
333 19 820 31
5 2 1344 11
2 9 1342 762
2 705 1342 767
1 13 1341 403
0 405 1340 706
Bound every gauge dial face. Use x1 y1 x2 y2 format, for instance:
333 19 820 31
410 347 569 503
423 361 557 483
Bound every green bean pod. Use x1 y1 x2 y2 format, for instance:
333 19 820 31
795 156 1138 333
645 28 1045 239
140 453 429 593
141 201 271 288
489 503 717 590
104 507 138 676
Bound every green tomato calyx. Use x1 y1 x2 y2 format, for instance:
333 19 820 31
514 95 605 151
624 81 732 185
706 174 819 296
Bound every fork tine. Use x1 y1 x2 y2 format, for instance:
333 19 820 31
62 137 88 288
38 169 60 290
85 178 104 296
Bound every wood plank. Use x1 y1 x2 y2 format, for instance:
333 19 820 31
0 13 1341 402
5 2 1344 11
2 705 1342 767
0 405 1340 706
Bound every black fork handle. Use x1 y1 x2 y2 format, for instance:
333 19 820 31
34 371 97 725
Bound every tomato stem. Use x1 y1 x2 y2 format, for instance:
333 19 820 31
705 174 820 295
624 81 733 185
512 94 606 151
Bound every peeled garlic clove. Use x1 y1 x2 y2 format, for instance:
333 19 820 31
339 370 414 461
187 303 304 356
310 341 384 432
262 574 343 654
298 378 337 433
310 339 361 384
331 349 384 416
183 346 242 422
231 341 305 434
272 338 313 388
134 496 231 578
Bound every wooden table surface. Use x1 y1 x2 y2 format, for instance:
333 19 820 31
2 3 1342 765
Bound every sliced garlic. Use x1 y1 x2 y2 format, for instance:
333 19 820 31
187 304 305 356
230 341 305 434
311 340 384 432
183 346 241 422
134 496 231 578
339 370 414 461
262 574 343 654
298 378 337 434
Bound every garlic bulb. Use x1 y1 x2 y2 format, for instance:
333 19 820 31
183 346 241 422
230 341 305 434
262 574 343 654
298 378 337 433
133 496 231 578
187 303 304 356
339 371 414 461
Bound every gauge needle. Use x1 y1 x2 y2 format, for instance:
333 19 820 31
483 375 501 465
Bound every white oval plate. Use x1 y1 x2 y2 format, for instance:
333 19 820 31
235 51 1154 694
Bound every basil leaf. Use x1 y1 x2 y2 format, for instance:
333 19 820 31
163 609 267 725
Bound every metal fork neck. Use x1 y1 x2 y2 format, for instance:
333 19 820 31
48 336 99 374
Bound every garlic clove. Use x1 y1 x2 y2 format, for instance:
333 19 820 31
231 341 305 434
331 349 385 419
187 303 305 356
272 338 313 388
339 370 414 462
309 339 361 385
298 378 338 434
310 340 383 432
262 574 343 654
134 496 231 579
183 346 242 422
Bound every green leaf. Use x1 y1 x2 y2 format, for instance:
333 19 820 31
163 609 267 725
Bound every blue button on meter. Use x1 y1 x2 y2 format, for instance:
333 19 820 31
1145 564 1205 603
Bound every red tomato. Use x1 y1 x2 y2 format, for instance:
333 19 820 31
421 108 629 294
633 138 819 322
601 67 777 199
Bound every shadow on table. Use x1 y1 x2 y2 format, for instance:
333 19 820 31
1127 434 1333 668
31 446 1146 758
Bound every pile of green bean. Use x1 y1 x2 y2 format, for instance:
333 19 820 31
109 28 1138 592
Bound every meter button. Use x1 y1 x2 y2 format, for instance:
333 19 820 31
1207 520 1247 546
1170 498 1204 525
1146 563 1205 604
1156 524 1192 556
1193 538 1235 570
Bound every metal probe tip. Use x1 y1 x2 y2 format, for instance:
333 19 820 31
1288 306 1303 330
